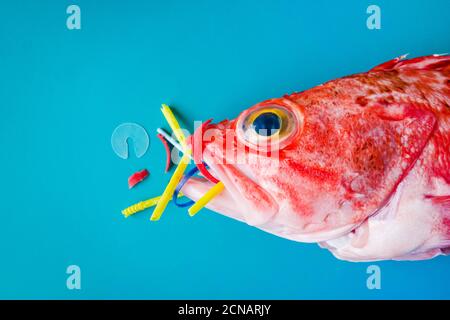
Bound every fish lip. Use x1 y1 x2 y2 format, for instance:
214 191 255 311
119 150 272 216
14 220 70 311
180 176 247 222
201 151 279 226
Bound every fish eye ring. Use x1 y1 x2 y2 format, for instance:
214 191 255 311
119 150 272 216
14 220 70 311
236 103 301 151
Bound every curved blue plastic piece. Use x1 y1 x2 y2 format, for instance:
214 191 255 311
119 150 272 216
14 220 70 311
173 167 199 207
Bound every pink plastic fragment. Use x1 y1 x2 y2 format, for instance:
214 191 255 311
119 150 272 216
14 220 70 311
128 169 149 189
157 133 172 173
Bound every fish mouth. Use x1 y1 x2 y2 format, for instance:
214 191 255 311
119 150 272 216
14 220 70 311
179 176 246 222
181 127 279 226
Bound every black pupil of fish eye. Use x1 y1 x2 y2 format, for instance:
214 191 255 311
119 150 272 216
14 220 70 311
252 112 281 136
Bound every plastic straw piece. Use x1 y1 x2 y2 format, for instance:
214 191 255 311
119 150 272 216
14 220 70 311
160 104 187 150
150 151 191 221
157 128 184 154
122 193 184 217
188 181 225 216
192 119 220 184
173 167 199 207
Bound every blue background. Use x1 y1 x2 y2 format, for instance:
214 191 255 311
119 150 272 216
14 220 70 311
0 0 449 299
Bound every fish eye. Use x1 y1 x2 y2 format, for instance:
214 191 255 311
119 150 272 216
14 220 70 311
236 104 300 151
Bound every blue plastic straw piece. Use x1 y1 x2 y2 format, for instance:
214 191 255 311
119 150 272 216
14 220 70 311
173 166 199 207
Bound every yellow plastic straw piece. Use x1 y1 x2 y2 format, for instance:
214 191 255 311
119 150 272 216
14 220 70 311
122 193 184 218
160 104 187 150
188 181 225 216
150 151 191 221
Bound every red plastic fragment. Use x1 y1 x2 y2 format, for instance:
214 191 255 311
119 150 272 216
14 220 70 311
157 133 172 173
128 169 149 189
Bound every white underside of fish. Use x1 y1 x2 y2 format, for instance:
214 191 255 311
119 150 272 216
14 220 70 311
320 159 450 261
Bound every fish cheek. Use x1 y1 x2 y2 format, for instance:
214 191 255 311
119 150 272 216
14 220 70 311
349 134 398 195
347 103 436 213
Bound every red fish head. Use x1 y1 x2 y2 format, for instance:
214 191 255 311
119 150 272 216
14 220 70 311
183 75 436 242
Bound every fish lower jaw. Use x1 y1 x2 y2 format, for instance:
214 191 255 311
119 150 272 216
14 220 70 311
257 219 361 244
